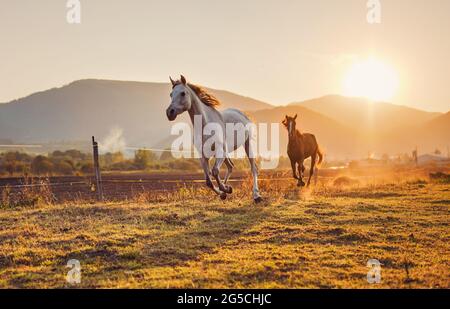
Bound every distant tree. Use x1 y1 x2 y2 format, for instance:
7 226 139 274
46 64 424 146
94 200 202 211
4 151 32 163
434 149 441 155
134 149 156 170
0 151 33 176
3 160 16 176
166 158 199 171
54 160 74 175
159 149 174 161
110 160 136 171
31 155 54 175
51 150 64 157
14 161 29 175
53 149 87 161
80 162 94 174
102 152 125 167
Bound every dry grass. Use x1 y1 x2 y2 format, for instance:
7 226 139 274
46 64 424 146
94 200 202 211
0 177 54 209
0 175 448 288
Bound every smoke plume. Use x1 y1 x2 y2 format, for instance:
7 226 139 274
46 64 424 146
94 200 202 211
99 127 126 153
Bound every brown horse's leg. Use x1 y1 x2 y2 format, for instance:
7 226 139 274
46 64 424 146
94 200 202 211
291 160 298 179
307 154 317 186
297 159 306 187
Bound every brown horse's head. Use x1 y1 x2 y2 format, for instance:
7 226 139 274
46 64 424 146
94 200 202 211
282 114 297 137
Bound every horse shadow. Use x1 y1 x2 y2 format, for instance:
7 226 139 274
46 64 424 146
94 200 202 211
139 205 270 268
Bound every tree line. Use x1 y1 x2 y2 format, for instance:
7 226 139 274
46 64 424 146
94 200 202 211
0 149 201 177
0 148 305 177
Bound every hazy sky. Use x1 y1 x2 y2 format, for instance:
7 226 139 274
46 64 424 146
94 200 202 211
0 0 449 112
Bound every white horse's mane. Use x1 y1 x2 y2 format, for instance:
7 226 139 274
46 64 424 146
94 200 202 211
173 81 220 109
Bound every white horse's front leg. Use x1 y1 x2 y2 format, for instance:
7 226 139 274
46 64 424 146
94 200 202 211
200 157 226 199
211 157 232 194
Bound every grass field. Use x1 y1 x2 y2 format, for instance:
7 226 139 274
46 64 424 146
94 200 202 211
0 173 449 288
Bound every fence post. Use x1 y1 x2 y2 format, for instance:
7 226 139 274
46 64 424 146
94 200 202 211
92 136 104 201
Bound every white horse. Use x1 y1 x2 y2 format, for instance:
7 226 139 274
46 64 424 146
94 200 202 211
166 75 262 203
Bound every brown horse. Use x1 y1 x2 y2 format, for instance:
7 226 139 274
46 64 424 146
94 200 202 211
282 114 323 187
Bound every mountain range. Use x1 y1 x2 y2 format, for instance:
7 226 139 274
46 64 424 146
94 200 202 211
0 79 448 159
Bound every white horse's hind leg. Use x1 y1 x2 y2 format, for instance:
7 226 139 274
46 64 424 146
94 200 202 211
248 157 262 202
200 157 226 199
223 158 234 193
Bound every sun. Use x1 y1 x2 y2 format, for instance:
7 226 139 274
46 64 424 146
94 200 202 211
342 57 399 101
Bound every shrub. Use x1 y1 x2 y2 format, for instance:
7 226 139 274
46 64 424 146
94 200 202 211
429 172 450 184
134 149 156 170
166 159 199 171
80 162 94 174
54 160 74 175
2 160 16 176
333 176 360 187
31 156 54 175
110 160 136 171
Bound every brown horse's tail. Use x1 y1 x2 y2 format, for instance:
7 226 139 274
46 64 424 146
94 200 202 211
317 146 324 166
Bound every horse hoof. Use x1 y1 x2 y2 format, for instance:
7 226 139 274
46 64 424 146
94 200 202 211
220 192 227 200
225 185 233 194
297 181 305 187
254 196 263 203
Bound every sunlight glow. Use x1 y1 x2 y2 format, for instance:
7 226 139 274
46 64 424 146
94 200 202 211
343 57 399 101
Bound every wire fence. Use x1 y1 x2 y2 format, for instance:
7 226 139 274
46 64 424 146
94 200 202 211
0 175 318 190
0 137 328 201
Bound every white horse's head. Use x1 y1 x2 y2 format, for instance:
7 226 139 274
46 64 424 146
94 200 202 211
166 75 191 121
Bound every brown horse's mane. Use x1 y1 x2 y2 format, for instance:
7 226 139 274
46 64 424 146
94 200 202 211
173 81 221 108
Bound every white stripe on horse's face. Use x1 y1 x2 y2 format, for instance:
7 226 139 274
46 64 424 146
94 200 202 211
167 84 191 121
288 121 293 135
